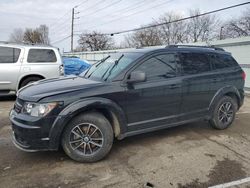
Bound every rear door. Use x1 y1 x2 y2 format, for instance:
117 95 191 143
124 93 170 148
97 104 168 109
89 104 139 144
21 48 60 79
178 52 214 120
0 46 23 91
124 52 182 131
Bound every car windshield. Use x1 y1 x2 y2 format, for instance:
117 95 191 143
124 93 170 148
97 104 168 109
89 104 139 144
82 52 142 81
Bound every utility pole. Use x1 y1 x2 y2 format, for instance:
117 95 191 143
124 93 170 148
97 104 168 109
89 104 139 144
70 7 80 52
220 26 224 40
71 7 75 52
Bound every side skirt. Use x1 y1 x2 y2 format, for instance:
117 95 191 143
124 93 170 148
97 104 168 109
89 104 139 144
121 116 209 139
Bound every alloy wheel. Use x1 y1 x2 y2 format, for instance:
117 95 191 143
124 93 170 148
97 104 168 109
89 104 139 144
69 123 104 156
218 102 234 125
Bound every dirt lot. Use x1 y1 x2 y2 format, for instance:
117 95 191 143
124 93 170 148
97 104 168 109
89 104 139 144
0 95 250 188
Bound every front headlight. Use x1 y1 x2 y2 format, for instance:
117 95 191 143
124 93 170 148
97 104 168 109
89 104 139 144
22 102 58 117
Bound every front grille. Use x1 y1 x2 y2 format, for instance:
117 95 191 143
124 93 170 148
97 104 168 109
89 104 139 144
14 98 24 113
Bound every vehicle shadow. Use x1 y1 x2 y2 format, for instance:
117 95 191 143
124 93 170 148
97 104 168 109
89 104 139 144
10 121 213 165
0 94 16 101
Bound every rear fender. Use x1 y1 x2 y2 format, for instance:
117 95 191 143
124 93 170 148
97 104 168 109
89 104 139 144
208 86 241 114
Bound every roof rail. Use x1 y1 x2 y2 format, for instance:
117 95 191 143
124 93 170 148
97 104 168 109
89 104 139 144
0 41 52 47
167 45 225 51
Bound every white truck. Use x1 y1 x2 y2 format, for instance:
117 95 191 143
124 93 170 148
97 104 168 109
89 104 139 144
0 42 64 94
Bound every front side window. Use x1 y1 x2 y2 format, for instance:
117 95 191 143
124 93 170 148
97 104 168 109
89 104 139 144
27 49 57 63
0 47 21 63
179 53 211 75
210 53 238 70
134 53 177 81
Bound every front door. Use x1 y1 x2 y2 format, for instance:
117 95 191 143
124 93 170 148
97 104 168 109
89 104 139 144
124 53 182 131
0 46 22 91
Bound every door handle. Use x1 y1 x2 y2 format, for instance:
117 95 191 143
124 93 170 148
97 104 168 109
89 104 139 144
168 84 181 89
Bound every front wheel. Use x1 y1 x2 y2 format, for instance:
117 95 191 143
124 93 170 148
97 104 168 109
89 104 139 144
61 112 114 163
209 96 238 130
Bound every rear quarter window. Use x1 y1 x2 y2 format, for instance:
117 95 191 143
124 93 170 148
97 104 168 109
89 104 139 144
27 49 57 63
0 47 21 63
210 53 238 70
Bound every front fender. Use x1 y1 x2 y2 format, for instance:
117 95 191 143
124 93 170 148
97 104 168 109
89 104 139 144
48 97 127 150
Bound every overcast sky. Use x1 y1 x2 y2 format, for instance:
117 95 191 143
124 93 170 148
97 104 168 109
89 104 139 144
0 0 249 52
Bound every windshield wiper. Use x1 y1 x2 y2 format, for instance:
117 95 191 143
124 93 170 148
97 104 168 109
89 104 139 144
84 55 111 78
102 54 124 81
95 55 111 67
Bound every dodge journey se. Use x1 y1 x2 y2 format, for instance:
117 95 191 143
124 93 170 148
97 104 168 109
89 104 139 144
10 45 245 162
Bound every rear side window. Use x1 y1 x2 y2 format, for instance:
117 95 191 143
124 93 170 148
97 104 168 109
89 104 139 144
0 47 21 63
210 53 238 70
179 53 211 75
27 49 57 63
135 53 177 81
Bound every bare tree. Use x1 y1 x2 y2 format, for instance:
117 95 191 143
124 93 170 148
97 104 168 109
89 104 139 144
10 25 50 44
23 28 43 44
222 8 250 39
37 25 50 45
187 9 220 42
77 31 114 51
123 25 162 48
158 12 188 45
9 28 24 43
123 9 220 48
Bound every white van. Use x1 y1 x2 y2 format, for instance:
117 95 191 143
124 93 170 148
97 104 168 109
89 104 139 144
0 42 64 94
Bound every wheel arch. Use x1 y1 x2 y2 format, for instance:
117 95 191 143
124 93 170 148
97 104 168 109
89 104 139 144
18 74 45 89
48 97 127 150
209 86 241 113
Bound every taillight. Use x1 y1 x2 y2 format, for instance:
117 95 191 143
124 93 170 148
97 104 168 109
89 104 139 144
242 71 246 80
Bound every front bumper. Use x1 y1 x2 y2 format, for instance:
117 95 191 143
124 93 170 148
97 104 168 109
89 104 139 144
10 109 56 151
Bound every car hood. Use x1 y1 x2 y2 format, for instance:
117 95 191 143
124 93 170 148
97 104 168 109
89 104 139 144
18 76 102 102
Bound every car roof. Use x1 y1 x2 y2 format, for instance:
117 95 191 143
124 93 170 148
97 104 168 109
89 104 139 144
0 41 58 50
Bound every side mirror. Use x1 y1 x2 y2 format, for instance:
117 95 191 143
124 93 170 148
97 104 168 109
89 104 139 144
127 71 146 84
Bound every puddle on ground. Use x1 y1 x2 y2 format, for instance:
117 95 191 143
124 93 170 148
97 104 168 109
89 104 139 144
178 157 247 188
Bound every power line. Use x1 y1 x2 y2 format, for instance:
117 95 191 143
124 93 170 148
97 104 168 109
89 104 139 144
49 18 72 33
107 1 250 35
49 0 88 32
77 0 107 13
78 0 123 18
76 0 152 26
51 35 71 44
81 0 174 31
49 10 72 29
75 0 89 8
52 1 250 47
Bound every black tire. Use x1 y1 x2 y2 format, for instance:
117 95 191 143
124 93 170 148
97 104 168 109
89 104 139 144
209 96 238 130
19 76 42 88
61 112 114 163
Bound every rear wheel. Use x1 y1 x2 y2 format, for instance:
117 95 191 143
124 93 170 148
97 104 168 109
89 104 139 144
209 96 238 130
19 76 42 88
61 112 114 163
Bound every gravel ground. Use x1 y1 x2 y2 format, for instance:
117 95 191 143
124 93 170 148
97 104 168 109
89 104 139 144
0 95 250 188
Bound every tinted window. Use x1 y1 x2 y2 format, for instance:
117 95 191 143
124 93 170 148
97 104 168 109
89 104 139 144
210 53 238 69
0 47 21 63
27 49 57 63
180 53 211 75
135 53 176 80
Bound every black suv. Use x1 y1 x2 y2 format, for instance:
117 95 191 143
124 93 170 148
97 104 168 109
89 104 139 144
10 45 245 162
